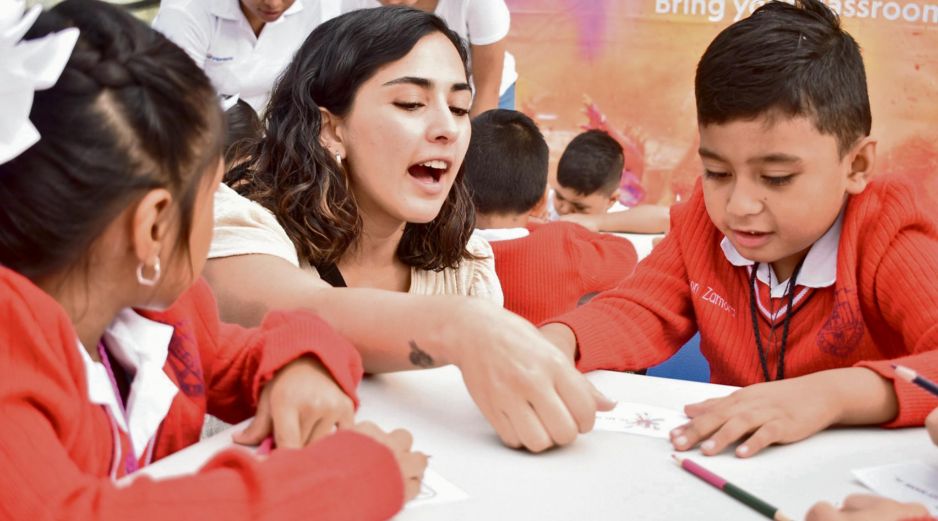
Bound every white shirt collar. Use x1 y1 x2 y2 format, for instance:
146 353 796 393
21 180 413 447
475 227 530 242
720 209 844 298
210 0 304 22
76 309 179 458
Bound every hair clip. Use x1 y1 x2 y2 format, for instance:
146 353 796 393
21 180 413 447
1 1 79 165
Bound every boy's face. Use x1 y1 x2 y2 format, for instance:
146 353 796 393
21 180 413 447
699 115 874 278
553 185 618 215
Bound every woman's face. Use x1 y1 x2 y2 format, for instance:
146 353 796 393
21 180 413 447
336 32 471 228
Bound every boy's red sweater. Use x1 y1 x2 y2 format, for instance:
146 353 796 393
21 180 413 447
491 221 638 324
552 176 938 427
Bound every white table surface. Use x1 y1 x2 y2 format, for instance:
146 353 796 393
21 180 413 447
357 367 933 521
137 367 933 521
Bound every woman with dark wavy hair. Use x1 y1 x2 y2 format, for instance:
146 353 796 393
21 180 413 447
215 5 500 300
204 6 614 454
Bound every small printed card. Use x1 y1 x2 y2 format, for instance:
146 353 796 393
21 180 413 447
853 461 938 514
406 467 470 509
594 402 689 439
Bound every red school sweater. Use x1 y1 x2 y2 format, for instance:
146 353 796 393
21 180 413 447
0 267 403 521
551 176 938 427
491 222 638 324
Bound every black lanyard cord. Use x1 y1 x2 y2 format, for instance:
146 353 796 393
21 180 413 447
748 259 805 382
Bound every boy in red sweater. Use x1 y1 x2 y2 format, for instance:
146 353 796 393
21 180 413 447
552 129 670 234
465 109 638 324
542 0 938 459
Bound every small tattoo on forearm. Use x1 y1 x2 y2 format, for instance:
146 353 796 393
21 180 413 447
408 340 434 368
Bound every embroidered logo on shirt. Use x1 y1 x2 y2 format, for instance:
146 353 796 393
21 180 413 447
166 325 206 397
816 288 864 357
690 280 737 317
206 54 235 63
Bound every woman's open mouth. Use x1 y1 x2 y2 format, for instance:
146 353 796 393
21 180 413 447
407 159 449 184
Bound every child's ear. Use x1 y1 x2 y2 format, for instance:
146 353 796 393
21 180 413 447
845 137 877 195
131 188 174 268
318 107 346 161
607 188 621 209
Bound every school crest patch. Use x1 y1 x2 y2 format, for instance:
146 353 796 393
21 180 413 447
816 289 864 357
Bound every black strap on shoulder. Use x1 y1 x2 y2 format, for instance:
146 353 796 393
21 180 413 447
317 262 348 288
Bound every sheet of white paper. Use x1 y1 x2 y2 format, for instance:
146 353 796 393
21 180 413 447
853 461 938 514
594 402 688 439
405 467 469 509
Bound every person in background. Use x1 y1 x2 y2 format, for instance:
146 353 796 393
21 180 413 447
552 129 670 234
153 0 338 112
466 109 638 324
223 97 262 169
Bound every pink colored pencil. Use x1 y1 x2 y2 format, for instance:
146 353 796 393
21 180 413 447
672 455 793 521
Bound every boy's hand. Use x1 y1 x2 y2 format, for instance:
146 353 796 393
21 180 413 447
350 422 428 501
669 373 841 457
234 356 355 450
806 494 930 521
670 368 898 457
558 213 602 232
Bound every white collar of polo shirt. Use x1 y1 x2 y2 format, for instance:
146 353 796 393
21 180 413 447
474 227 530 242
210 0 305 23
720 208 844 298
76 309 179 459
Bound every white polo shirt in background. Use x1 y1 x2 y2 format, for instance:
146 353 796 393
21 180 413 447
153 0 339 112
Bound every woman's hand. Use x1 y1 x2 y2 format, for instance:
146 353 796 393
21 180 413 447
450 302 615 453
234 356 355 449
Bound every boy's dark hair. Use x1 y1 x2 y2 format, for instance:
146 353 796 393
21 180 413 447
695 0 871 156
0 0 222 280
230 7 477 271
556 130 624 196
224 98 262 168
464 109 548 215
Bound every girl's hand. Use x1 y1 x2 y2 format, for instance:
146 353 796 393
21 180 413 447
234 356 355 449
806 494 930 521
350 422 428 501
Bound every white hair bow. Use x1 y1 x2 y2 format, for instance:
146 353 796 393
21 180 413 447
0 0 79 165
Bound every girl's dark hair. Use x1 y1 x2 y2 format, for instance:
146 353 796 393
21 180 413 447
0 0 222 281
224 98 262 168
227 7 476 271
695 0 871 156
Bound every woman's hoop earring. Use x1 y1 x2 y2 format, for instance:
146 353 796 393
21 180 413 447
136 257 161 286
